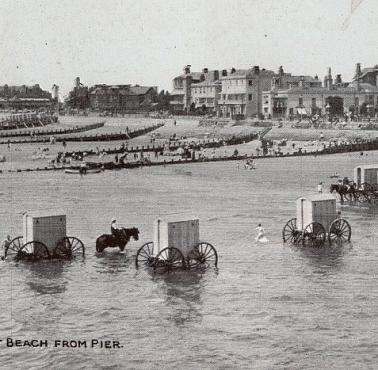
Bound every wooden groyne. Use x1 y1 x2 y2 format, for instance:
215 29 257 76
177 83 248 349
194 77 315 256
0 113 56 130
0 121 105 139
2 154 251 174
0 123 163 144
61 132 260 157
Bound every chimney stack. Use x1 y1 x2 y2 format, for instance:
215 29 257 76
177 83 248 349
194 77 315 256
355 63 361 78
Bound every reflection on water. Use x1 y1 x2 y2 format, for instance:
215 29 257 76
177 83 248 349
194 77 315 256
296 243 353 270
94 250 132 274
153 271 206 326
16 259 68 295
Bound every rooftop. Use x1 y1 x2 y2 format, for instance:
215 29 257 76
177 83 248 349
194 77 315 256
354 164 378 170
23 209 66 218
297 193 336 202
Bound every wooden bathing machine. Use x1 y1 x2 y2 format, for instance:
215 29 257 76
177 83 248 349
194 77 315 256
296 193 337 232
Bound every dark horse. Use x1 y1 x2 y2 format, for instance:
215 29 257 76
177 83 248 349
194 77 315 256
330 183 357 202
96 227 139 253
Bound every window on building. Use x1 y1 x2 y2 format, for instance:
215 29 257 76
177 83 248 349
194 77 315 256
236 80 238 85
312 98 316 106
248 80 253 86
248 94 253 101
299 97 303 106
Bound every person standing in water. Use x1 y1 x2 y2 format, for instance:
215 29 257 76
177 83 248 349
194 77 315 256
317 182 323 193
255 224 266 241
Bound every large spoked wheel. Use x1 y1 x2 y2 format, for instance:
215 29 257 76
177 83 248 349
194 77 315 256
187 242 218 269
302 222 326 248
54 237 85 258
4 236 23 258
135 242 155 268
153 247 186 273
16 241 50 261
328 218 351 244
282 218 302 244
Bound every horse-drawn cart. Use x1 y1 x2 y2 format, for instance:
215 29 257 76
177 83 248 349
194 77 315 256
4 210 85 261
135 217 218 272
330 165 378 204
352 164 378 204
282 194 351 247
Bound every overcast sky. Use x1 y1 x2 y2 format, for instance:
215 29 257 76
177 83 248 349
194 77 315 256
0 0 377 97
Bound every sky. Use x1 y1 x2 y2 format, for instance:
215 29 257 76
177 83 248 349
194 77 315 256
0 0 377 99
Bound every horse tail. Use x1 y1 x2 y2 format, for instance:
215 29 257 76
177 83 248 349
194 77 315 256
96 235 105 253
95 238 102 253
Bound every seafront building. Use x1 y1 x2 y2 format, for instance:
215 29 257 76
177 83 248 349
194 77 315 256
170 65 221 113
66 77 158 112
170 65 276 118
262 64 378 119
217 66 275 119
170 63 378 119
0 84 52 110
89 84 158 112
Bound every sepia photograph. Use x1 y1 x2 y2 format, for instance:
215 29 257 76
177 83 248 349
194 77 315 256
1 0 378 368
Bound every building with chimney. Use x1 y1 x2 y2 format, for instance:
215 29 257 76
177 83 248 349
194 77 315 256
89 84 158 112
189 68 222 113
217 66 275 119
170 65 210 113
0 84 52 110
262 64 378 119
66 77 90 110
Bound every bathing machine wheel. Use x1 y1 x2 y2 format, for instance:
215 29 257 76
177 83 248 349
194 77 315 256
328 219 351 244
135 242 155 268
302 222 326 248
187 242 218 269
153 247 186 273
282 218 302 244
54 237 85 258
16 241 50 261
4 236 23 259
